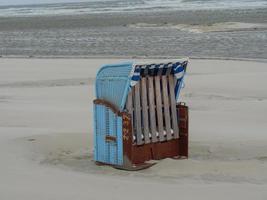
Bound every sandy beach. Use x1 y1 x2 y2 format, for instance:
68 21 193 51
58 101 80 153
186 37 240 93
0 58 267 199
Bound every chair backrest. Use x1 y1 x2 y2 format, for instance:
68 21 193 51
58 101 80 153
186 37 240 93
126 71 179 145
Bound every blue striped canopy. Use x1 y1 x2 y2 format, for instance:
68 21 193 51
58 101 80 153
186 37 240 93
95 59 188 111
130 60 188 99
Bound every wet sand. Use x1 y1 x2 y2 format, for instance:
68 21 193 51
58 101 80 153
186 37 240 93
1 8 267 58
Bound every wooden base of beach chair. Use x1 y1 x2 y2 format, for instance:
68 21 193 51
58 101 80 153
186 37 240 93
121 103 189 167
93 99 189 170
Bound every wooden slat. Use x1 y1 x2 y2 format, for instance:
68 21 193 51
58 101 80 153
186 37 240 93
155 76 165 142
148 76 157 143
141 77 150 144
126 90 133 111
126 90 134 138
162 75 172 140
168 75 179 138
134 82 143 145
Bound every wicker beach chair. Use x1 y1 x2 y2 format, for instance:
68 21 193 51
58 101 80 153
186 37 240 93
93 59 189 170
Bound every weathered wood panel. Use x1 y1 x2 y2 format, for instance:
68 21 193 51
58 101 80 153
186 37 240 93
168 75 179 138
134 82 143 145
162 75 172 140
141 77 150 144
155 76 165 142
148 76 158 143
126 90 134 141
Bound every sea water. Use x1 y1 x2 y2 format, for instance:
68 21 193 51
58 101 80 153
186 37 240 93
0 0 267 59
0 0 267 16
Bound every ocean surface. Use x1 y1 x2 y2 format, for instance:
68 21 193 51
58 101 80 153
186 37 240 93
0 0 267 59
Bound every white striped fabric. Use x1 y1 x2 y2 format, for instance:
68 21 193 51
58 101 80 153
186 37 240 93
130 60 188 99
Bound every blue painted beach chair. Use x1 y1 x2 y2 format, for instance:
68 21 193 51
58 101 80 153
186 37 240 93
93 59 189 170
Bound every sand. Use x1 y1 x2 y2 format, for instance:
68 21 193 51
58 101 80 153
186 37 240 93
0 58 267 199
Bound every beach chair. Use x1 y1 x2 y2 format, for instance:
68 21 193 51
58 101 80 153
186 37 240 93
93 59 189 170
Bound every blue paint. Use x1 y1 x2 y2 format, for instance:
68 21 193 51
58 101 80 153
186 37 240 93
94 104 123 165
95 62 133 111
116 116 123 165
93 104 97 161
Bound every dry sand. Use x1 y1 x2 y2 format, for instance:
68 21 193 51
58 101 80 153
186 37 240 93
0 58 267 199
